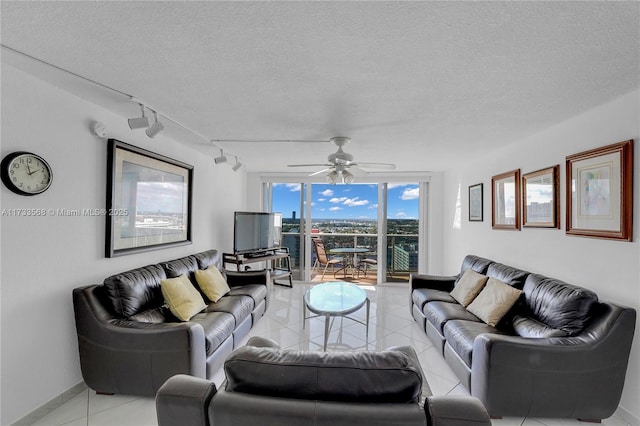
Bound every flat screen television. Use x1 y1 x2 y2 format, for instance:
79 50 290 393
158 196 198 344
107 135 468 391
233 211 282 255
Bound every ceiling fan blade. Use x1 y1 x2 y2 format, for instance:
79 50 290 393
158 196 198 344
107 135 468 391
287 163 331 168
354 162 396 170
308 168 333 176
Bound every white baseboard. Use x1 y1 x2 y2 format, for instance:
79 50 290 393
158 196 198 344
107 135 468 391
615 405 640 426
11 382 87 425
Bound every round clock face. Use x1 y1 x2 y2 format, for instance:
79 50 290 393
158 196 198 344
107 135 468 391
1 152 53 195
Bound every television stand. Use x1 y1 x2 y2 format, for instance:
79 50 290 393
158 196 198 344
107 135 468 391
223 248 292 288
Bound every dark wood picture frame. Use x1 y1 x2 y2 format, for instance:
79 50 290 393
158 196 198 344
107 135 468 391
522 165 560 229
106 139 193 257
468 183 483 222
492 169 521 230
566 140 633 241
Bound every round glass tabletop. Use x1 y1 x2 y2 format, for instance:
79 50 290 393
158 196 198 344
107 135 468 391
303 281 367 315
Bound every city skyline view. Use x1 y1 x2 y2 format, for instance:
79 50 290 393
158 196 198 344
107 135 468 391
272 183 419 220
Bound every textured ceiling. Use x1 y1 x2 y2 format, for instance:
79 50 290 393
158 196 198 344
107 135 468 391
1 1 639 173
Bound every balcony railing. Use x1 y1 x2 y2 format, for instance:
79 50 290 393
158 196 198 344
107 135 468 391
280 232 419 282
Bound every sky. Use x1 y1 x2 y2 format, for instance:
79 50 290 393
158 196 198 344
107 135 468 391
272 183 419 220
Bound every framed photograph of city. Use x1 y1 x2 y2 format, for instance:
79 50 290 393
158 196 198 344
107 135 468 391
492 169 521 230
468 183 483 222
106 139 193 257
566 140 633 241
522 165 559 228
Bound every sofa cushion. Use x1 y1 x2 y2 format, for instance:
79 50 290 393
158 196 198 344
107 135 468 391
162 255 199 281
190 311 236 355
194 249 224 273
161 275 207 321
224 345 424 403
512 315 568 338
459 255 493 277
444 319 504 367
486 262 529 289
523 274 598 336
195 265 230 303
228 285 268 308
104 264 167 318
423 301 482 333
467 278 522 327
128 305 176 323
450 270 488 306
206 295 254 325
413 289 456 310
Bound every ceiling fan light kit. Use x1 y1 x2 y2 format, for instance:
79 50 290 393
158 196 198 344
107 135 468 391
288 136 396 183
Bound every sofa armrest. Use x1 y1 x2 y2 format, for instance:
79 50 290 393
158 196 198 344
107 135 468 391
246 336 281 348
425 396 491 426
225 269 269 287
156 374 217 426
73 286 207 395
471 306 635 418
410 274 457 292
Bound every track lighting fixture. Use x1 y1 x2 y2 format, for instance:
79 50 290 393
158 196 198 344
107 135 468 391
145 111 164 138
232 156 242 172
128 103 150 130
214 148 227 164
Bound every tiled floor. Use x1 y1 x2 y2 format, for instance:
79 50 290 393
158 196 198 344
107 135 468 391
27 281 630 426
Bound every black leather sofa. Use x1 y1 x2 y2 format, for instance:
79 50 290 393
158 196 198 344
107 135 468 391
73 249 268 397
410 255 636 420
156 336 492 426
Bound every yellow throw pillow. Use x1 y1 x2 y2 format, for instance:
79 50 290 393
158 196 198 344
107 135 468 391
467 278 522 327
194 265 230 303
161 274 207 321
450 269 489 306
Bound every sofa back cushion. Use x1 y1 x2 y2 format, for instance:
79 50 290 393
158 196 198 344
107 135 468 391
523 273 598 336
459 255 493 277
486 262 529 289
162 255 199 281
103 264 167 318
194 249 225 276
224 345 424 403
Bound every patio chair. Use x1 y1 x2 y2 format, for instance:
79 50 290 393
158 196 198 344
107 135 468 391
311 238 343 279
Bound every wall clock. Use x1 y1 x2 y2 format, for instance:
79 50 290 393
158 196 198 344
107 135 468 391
1 151 53 195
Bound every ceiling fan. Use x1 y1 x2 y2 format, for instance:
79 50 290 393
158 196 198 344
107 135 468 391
287 136 396 184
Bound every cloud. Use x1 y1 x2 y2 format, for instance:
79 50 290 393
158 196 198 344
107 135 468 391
317 198 326 202
329 197 348 203
329 206 342 212
343 197 369 207
400 187 419 200
396 211 408 217
387 183 405 189
320 189 334 196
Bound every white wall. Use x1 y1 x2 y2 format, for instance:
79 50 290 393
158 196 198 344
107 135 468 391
0 65 246 424
442 89 640 423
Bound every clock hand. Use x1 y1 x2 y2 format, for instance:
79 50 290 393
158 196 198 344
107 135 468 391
28 168 41 176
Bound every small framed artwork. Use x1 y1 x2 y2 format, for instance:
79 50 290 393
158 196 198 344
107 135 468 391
492 169 521 230
566 140 633 241
522 165 560 228
106 139 193 257
468 183 483 221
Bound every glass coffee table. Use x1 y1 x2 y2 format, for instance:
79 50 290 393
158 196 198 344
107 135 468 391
302 281 370 351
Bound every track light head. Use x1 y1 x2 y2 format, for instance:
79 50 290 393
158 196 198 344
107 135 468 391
145 111 164 138
128 104 150 130
343 170 355 184
232 157 242 172
214 148 227 164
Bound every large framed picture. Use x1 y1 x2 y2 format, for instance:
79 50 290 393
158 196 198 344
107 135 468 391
522 165 560 228
106 139 193 257
566 140 633 241
492 169 521 230
468 183 483 222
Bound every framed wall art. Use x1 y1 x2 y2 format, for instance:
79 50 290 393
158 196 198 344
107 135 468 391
522 165 560 228
566 140 633 241
468 183 483 222
492 169 521 230
106 139 193 257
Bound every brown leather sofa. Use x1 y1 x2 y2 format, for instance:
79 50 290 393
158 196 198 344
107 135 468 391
410 255 636 420
73 249 268 397
156 336 492 426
